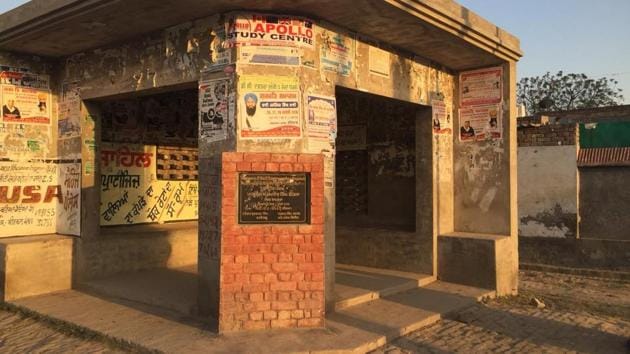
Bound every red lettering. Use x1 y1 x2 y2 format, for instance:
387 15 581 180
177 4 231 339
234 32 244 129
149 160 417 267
265 24 276 33
0 186 20 203
254 23 265 33
276 25 287 34
44 185 63 203
22 186 41 203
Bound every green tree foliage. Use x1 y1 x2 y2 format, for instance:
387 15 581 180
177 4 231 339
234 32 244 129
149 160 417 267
517 71 624 115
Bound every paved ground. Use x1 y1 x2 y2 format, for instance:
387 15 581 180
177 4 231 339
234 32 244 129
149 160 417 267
0 307 126 353
372 270 630 354
0 270 628 353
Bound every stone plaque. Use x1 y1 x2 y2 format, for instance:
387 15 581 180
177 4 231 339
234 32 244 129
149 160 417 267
238 172 310 224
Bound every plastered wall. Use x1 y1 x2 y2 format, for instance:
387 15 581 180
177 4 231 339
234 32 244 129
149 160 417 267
518 146 578 238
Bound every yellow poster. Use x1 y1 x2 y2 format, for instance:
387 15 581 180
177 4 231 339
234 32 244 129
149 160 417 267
100 143 198 225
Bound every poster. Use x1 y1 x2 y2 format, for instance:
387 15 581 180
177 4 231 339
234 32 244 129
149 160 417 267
1 84 51 124
0 123 51 159
239 46 300 66
369 46 390 77
459 67 503 107
320 31 354 76
0 70 49 89
431 99 452 135
58 83 81 140
226 13 315 48
0 161 80 238
306 95 337 152
239 75 301 139
337 125 367 151
459 104 502 142
199 78 229 142
100 143 198 225
56 163 81 236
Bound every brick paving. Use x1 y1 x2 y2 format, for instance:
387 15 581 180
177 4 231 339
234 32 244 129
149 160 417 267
0 270 628 353
372 270 630 354
0 310 124 353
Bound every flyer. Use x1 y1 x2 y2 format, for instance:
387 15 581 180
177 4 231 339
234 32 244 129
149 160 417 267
459 66 503 107
1 84 51 124
459 104 502 142
239 75 301 139
431 99 452 135
306 95 337 152
320 31 354 76
199 78 230 142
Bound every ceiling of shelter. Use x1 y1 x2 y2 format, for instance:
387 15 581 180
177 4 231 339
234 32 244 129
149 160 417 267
0 0 521 71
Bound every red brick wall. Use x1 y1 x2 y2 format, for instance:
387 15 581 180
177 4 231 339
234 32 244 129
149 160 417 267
219 152 325 332
518 124 576 147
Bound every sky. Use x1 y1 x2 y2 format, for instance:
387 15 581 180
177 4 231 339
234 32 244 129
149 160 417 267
1 0 629 102
458 0 630 103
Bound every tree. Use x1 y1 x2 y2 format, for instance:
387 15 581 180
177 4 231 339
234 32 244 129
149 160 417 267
517 71 624 115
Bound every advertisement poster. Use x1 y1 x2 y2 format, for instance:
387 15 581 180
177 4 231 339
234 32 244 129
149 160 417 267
239 46 301 66
58 83 81 140
0 161 79 237
0 123 51 159
100 143 198 225
56 163 81 236
0 71 49 89
369 46 390 77
306 95 337 152
459 66 503 107
199 78 230 142
337 125 367 151
320 31 355 76
1 84 51 124
239 75 301 139
431 99 452 135
459 104 502 142
227 13 315 48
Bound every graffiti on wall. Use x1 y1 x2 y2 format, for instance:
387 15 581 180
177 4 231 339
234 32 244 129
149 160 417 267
100 143 198 225
0 161 81 237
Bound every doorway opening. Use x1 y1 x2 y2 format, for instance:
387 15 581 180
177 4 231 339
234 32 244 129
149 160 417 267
333 87 434 308
81 86 200 317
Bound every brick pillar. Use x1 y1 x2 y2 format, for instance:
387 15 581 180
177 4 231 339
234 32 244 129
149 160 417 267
219 152 325 332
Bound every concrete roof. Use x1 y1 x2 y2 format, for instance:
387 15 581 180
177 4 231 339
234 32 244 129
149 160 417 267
0 0 522 70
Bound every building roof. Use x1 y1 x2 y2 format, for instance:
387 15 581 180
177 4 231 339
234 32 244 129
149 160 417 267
578 147 630 167
518 105 630 127
0 0 522 69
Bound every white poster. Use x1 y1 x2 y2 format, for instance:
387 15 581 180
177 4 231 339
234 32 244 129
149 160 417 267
459 104 502 142
199 78 230 142
306 95 337 153
239 75 301 139
432 99 452 135
56 163 81 236
459 66 503 107
369 47 390 77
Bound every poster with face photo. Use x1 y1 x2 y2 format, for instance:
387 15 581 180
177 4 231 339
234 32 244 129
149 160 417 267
459 104 501 142
1 84 51 124
238 75 301 139
199 78 229 143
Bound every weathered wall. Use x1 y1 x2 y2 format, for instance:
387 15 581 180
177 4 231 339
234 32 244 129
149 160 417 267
518 146 577 237
579 167 630 241
453 65 512 236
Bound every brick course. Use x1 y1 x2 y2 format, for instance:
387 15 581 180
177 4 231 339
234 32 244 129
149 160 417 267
219 152 325 332
517 124 576 147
